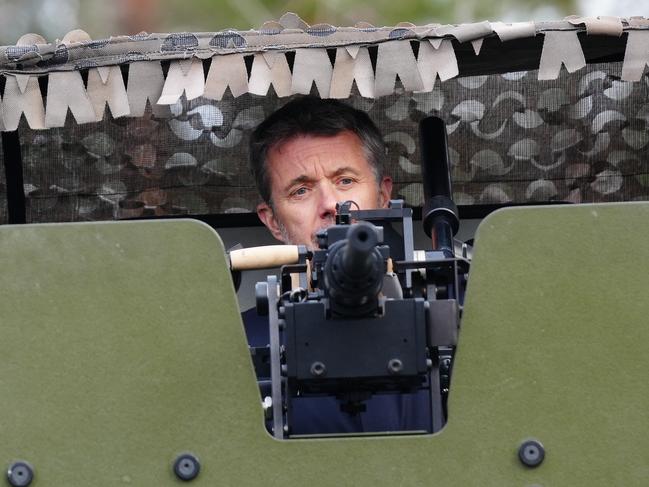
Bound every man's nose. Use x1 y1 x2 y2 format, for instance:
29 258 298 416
317 182 339 220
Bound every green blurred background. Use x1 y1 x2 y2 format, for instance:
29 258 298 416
0 0 643 45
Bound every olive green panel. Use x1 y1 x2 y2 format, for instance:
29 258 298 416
1 206 648 486
0 220 260 485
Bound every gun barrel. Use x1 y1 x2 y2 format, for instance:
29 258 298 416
324 223 384 317
341 222 379 277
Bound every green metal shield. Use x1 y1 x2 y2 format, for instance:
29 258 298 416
1 204 647 485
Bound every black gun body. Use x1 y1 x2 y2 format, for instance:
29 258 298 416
284 298 428 394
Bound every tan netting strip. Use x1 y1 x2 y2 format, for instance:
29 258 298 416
0 16 647 131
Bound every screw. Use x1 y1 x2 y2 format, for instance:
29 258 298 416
310 361 327 377
173 453 200 481
262 396 273 419
441 358 452 372
7 462 33 487
387 358 403 374
518 439 545 468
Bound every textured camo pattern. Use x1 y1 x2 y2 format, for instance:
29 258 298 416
13 61 648 222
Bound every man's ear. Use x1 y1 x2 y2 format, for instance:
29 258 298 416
257 202 286 242
379 176 393 208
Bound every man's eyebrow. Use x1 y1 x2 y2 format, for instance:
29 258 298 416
282 166 363 193
329 166 362 178
283 175 314 193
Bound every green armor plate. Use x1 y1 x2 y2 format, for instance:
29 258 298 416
1 204 647 485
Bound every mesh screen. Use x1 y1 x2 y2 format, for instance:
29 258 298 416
16 61 649 223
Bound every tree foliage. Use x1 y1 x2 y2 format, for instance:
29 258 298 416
0 0 578 45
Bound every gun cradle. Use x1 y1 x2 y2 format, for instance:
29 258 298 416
284 298 428 392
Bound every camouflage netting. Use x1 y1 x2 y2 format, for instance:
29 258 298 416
1 14 648 223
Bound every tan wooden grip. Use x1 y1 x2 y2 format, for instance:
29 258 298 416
229 245 300 271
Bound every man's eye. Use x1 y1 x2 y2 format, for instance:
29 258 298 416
338 178 354 186
292 187 308 196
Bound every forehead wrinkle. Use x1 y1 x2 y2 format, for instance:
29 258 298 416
270 158 321 194
273 133 363 163
329 166 363 177
266 132 370 198
279 164 364 195
282 174 314 193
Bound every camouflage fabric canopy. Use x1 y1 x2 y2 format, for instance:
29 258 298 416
0 13 648 224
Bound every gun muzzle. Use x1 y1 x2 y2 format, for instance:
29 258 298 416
324 222 384 318
341 222 379 277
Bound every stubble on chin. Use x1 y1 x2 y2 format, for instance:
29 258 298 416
308 221 335 250
276 216 335 251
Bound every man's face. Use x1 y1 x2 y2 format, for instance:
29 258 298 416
257 131 392 249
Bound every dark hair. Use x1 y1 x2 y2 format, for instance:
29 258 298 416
249 96 386 204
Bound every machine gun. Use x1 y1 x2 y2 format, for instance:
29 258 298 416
250 117 471 439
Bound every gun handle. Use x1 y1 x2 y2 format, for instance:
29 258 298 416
230 245 301 271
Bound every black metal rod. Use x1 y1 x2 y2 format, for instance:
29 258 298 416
2 130 26 224
431 219 455 256
418 116 459 252
419 116 453 202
